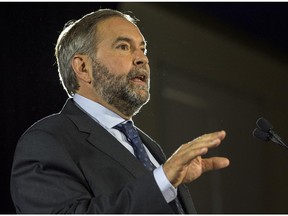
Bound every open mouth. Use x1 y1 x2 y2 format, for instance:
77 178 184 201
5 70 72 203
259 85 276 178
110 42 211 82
130 73 148 84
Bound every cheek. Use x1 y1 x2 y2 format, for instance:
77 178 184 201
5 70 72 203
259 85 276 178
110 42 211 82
102 56 132 75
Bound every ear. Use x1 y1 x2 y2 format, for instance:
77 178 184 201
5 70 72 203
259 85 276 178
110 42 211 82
71 54 92 83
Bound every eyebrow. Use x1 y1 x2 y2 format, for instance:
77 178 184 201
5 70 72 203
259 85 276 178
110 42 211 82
112 36 147 47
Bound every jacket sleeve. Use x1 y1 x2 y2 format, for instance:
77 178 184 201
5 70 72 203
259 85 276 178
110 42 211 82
10 129 174 214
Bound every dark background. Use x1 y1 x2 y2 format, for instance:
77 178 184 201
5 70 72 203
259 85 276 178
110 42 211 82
2 2 288 213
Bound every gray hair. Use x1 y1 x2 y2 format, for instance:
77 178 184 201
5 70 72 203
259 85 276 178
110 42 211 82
55 9 137 97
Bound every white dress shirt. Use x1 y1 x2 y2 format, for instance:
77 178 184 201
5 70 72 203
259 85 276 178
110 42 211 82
73 94 177 203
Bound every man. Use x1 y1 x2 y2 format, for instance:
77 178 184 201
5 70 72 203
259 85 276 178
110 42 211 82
10 9 229 213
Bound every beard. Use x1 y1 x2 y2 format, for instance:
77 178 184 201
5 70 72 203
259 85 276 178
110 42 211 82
91 59 150 117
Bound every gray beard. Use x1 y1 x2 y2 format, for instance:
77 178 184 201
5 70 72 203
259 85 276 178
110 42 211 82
92 60 150 117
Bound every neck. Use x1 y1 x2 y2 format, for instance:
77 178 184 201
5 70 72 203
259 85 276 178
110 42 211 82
76 92 132 120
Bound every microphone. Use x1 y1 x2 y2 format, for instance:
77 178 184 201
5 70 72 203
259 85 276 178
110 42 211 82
253 117 288 149
256 117 273 133
253 128 270 141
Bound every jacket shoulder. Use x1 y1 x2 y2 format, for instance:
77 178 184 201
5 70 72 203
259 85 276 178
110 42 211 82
22 99 81 136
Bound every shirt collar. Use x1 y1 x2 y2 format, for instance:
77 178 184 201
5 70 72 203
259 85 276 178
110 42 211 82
73 94 132 129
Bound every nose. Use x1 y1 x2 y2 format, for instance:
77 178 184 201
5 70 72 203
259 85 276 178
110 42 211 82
133 50 149 66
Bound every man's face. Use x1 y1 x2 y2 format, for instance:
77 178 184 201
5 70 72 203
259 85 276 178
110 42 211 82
91 16 150 117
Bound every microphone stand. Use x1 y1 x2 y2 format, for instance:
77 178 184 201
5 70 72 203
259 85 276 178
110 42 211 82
269 130 288 149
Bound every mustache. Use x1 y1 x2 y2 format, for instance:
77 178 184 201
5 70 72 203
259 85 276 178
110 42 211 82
126 66 150 82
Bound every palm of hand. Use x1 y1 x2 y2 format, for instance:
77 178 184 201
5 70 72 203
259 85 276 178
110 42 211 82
182 156 203 184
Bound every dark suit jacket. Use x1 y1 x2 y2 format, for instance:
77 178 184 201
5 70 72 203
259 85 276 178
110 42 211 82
10 99 196 213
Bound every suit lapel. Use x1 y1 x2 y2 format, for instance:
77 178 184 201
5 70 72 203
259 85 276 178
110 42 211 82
178 184 197 213
87 128 149 178
61 99 148 179
137 129 167 164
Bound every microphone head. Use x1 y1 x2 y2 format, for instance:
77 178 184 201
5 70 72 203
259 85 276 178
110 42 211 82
256 117 273 132
253 128 271 141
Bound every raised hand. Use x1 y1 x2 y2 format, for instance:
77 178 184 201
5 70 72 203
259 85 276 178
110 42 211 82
163 131 230 188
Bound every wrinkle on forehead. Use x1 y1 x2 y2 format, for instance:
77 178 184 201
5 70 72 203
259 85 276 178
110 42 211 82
95 16 146 47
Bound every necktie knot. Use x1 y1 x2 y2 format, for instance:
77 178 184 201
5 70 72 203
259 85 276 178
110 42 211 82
114 121 137 141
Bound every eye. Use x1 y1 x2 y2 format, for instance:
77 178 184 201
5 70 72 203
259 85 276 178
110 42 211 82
117 44 130 51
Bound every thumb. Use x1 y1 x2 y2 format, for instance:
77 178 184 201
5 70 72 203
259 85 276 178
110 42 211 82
202 157 230 173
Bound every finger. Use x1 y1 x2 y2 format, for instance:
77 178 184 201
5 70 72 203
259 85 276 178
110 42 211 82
186 137 223 152
172 131 226 165
201 157 230 173
191 130 226 143
183 131 226 151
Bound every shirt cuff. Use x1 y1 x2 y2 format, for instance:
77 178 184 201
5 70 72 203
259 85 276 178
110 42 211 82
153 165 177 203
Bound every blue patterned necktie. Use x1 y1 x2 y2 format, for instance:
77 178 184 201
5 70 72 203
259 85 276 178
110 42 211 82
114 121 185 214
114 121 156 171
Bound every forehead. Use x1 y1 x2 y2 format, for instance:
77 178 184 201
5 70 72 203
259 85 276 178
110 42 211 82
96 16 146 45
